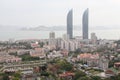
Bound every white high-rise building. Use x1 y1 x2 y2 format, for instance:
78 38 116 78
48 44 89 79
69 41 76 51
49 32 56 49
56 38 62 49
91 33 97 44
62 34 69 40
61 40 65 49
91 33 97 40
61 39 80 51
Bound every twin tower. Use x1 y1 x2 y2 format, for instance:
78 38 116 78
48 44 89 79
67 8 89 39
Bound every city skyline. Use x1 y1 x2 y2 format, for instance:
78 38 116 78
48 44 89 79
0 0 120 40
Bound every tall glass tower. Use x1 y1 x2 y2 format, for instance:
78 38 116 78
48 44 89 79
67 9 73 39
82 8 89 39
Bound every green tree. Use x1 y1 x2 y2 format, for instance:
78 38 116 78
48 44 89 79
13 77 19 80
74 71 86 80
77 76 91 80
91 76 102 80
19 53 40 61
2 74 9 80
57 59 73 71
13 72 21 79
39 42 44 47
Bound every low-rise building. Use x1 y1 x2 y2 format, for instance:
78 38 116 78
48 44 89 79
17 49 30 55
105 69 116 77
30 48 46 58
47 51 63 58
77 53 109 71
0 52 21 63
114 62 120 69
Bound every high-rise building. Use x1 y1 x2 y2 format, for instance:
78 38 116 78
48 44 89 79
49 32 56 46
49 32 55 39
62 34 69 40
91 33 97 44
67 9 73 39
91 33 97 40
82 8 89 39
61 39 79 51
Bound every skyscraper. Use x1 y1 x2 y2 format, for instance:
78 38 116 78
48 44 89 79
49 32 55 45
82 8 89 39
67 9 73 39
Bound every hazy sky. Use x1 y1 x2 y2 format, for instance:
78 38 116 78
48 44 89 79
0 0 120 27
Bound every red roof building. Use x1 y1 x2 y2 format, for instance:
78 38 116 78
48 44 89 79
59 72 75 80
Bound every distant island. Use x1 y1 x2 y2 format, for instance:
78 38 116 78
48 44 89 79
20 25 84 31
20 25 120 31
0 25 120 31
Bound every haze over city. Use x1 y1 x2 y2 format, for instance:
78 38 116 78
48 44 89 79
0 0 120 28
0 0 120 40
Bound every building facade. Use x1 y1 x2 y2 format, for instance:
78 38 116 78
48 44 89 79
49 32 55 39
82 8 89 39
67 9 73 39
49 32 56 45
91 33 97 44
